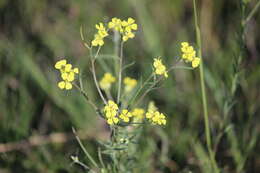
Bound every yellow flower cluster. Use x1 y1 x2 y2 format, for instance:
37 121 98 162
146 109 166 125
181 42 200 68
153 58 168 78
119 109 133 122
55 59 79 90
108 18 123 32
99 73 116 90
108 17 138 42
91 17 137 47
103 100 119 125
102 100 166 126
92 23 108 47
123 77 137 92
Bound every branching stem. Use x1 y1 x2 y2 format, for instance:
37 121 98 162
117 41 124 104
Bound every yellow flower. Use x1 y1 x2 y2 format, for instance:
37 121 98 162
132 108 145 120
92 34 105 47
122 18 137 42
152 111 166 125
192 57 200 68
153 58 168 78
146 109 155 119
181 42 189 47
96 23 108 37
108 18 123 32
180 42 200 68
103 100 119 125
55 59 79 90
122 31 135 42
92 22 108 47
109 17 138 42
73 68 79 73
99 73 116 90
119 109 132 122
64 64 72 72
58 81 72 90
145 109 166 125
107 117 119 125
122 18 138 31
123 77 137 92
55 59 67 70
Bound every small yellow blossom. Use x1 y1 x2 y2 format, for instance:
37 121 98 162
103 100 119 125
92 34 105 47
58 81 72 90
121 18 138 31
107 117 119 125
92 22 108 47
99 73 116 90
96 23 108 37
123 77 137 92
121 18 138 42
152 112 166 125
153 58 168 78
108 17 138 42
145 109 155 119
55 59 79 90
192 57 200 68
55 59 67 70
146 109 166 125
119 109 132 122
122 31 135 42
180 42 200 68
108 18 123 32
132 108 145 120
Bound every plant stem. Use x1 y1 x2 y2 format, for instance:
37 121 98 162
72 127 99 169
243 0 260 25
117 41 124 104
114 31 120 76
91 46 107 104
193 0 219 172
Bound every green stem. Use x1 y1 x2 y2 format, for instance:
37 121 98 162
193 0 219 172
91 46 107 104
117 42 124 104
72 127 99 169
114 31 120 77
243 0 260 25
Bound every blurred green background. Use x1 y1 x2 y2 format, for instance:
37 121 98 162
0 0 259 172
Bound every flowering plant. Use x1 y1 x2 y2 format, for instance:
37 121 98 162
54 17 200 172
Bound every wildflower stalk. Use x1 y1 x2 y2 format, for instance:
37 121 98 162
90 47 107 104
72 127 99 169
71 156 96 173
193 0 219 172
117 41 124 103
